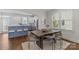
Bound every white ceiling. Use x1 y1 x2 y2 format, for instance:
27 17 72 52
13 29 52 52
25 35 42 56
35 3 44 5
0 9 52 16
13 9 52 16
15 9 52 13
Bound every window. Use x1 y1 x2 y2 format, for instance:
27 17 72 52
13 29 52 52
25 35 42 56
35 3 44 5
27 16 35 26
52 13 60 29
52 10 72 30
60 11 72 30
21 16 28 25
11 16 22 25
10 16 27 25
2 15 11 32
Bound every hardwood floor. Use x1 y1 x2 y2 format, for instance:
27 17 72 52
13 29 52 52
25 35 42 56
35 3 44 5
0 33 79 50
0 33 10 50
61 38 79 50
9 36 28 50
65 43 79 50
0 33 28 50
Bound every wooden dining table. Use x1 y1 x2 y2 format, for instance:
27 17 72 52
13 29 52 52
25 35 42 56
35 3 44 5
31 30 61 49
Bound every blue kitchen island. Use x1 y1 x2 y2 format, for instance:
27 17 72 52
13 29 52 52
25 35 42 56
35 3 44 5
8 26 28 38
8 25 36 38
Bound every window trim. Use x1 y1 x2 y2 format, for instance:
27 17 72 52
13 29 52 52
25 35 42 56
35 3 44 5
52 11 73 30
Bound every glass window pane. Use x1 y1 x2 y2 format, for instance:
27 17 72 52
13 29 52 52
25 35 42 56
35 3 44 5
52 13 60 29
2 15 11 32
22 16 27 25
60 10 72 30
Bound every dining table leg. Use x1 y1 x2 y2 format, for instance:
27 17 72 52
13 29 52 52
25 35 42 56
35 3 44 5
36 37 43 49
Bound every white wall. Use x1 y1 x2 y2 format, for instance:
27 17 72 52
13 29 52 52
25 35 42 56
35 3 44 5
72 9 79 43
0 9 47 30
15 9 47 29
46 9 79 43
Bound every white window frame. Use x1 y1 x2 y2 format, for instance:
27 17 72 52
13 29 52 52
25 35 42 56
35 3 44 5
52 10 72 30
21 16 28 25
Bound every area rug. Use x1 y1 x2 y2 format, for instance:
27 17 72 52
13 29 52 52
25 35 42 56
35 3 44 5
22 37 71 50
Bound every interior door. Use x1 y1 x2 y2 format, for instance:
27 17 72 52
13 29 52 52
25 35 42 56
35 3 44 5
2 16 10 32
0 15 3 33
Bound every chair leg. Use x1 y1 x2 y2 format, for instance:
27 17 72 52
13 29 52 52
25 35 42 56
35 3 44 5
28 41 30 50
53 41 55 50
52 38 56 50
28 33 31 50
60 39 63 49
52 40 53 50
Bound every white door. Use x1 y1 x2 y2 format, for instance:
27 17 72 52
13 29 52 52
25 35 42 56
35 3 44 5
2 16 10 32
0 16 3 33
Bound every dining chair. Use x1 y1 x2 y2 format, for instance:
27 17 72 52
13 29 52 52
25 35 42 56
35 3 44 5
54 31 62 49
27 31 39 50
42 34 56 50
42 31 62 50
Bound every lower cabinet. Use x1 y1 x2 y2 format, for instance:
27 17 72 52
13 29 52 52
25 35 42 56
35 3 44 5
9 31 28 38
